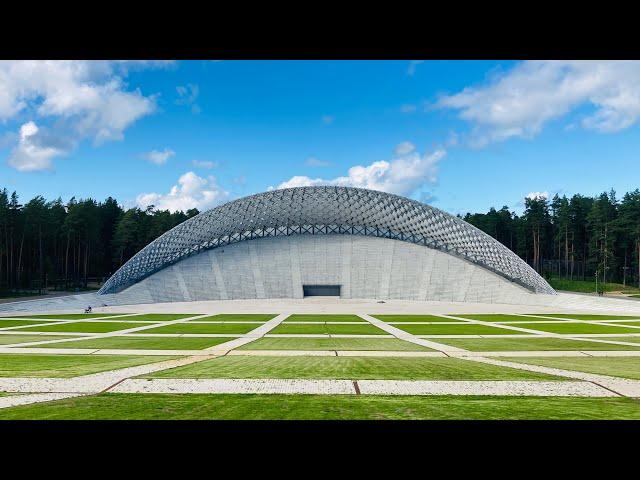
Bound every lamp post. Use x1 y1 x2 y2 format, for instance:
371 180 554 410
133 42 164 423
595 270 598 296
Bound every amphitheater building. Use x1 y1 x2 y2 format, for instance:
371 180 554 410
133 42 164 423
96 186 556 305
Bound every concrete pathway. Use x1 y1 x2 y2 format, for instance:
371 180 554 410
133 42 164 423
2 313 213 348
358 313 467 353
109 378 615 397
202 313 291 352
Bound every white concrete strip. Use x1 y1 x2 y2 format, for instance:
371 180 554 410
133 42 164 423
0 392 87 409
358 313 467 353
356 380 617 397
463 356 640 397
107 378 616 397
0 355 218 393
1 345 640 358
3 313 213 348
334 350 448 357
225 349 338 357
439 314 640 349
111 378 357 395
201 313 291 352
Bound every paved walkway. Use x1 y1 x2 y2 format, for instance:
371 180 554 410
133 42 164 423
110 378 616 397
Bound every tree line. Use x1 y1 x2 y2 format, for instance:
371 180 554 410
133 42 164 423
1 186 639 295
462 189 640 288
0 188 198 294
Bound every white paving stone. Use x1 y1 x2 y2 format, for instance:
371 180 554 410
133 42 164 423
111 378 357 395
0 392 87 409
356 380 616 397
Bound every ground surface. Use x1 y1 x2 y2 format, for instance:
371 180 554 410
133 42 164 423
2 305 640 419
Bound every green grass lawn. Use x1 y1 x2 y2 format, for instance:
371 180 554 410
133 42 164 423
596 321 640 327
434 337 640 351
3 393 640 419
238 337 432 351
547 277 640 294
392 323 526 335
189 314 277 322
512 322 640 335
530 314 640 320
35 336 233 350
0 354 178 377
500 356 640 380
284 314 366 323
593 336 640 344
372 314 456 322
144 355 561 381
0 319 60 329
269 323 387 335
3 313 130 320
15 321 155 333
0 335 77 345
454 314 569 322
113 314 199 321
142 323 260 335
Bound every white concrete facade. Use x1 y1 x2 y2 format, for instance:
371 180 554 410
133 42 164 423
117 235 537 305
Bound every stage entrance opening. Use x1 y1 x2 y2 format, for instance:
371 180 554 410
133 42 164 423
303 285 341 297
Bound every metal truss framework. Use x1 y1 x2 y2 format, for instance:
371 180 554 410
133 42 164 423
99 186 556 295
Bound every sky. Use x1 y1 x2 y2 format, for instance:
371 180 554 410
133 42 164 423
1 60 639 216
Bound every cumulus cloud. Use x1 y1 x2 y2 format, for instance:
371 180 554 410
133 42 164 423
525 191 549 200
142 148 175 165
7 122 66 172
394 141 415 156
1 60 166 170
176 83 201 114
136 171 229 212
435 60 640 147
274 147 446 197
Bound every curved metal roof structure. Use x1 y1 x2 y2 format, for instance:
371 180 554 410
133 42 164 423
99 186 555 295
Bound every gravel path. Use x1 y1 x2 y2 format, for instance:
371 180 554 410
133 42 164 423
109 378 615 397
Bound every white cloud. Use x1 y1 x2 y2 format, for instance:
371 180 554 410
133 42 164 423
1 60 166 170
394 141 415 156
436 60 640 146
305 157 332 167
321 115 334 125
7 121 65 172
192 160 217 169
136 171 229 212
143 148 175 165
275 148 446 197
176 83 201 114
525 191 549 200
407 60 424 76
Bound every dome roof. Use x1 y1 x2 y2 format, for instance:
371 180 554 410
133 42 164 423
99 186 555 295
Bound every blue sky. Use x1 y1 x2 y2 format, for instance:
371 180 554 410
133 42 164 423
1 60 638 215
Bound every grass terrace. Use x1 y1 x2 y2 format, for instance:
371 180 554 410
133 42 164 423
433 337 640 351
14 321 159 334
238 337 432 351
284 314 366 323
372 314 460 322
188 314 277 322
34 336 234 350
0 335 77 345
143 355 562 381
0 354 178 377
3 394 640 420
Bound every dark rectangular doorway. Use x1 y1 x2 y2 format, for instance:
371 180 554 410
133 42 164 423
303 285 341 297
